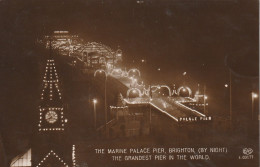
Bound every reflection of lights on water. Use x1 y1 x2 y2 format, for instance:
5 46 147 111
224 84 228 88
157 68 161 71
93 99 97 104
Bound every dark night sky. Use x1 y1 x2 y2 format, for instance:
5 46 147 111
0 0 258 164
0 0 258 78
0 0 258 97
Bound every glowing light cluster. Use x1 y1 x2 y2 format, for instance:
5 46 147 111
188 103 208 106
150 85 171 96
127 68 141 77
110 106 129 109
123 98 150 105
54 31 69 34
39 128 64 131
126 85 173 97
110 68 123 77
93 99 97 104
38 107 65 131
41 59 62 101
72 145 76 167
39 58 66 131
252 92 258 98
94 69 108 77
36 150 69 167
109 68 141 79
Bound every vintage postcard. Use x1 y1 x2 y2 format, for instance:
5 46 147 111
0 0 259 167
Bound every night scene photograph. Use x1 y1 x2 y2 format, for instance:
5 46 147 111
0 0 259 167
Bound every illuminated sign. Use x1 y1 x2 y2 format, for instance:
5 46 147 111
179 116 212 122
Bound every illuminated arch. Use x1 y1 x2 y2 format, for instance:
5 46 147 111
177 86 192 97
127 68 141 77
150 85 171 96
127 88 142 98
94 69 108 77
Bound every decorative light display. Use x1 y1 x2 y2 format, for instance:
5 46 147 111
36 150 69 167
72 145 76 167
39 58 66 131
110 68 123 77
150 85 172 96
126 85 172 98
110 106 129 109
40 59 62 101
127 88 142 97
127 68 141 77
44 35 211 125
177 86 192 96
179 116 212 122
94 69 108 77
123 97 208 123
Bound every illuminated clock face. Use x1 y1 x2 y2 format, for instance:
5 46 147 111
45 111 58 124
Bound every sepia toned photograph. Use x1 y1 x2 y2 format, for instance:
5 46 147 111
0 0 259 167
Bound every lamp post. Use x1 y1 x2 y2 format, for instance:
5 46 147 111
204 95 208 114
251 92 258 120
94 69 108 137
93 99 97 130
